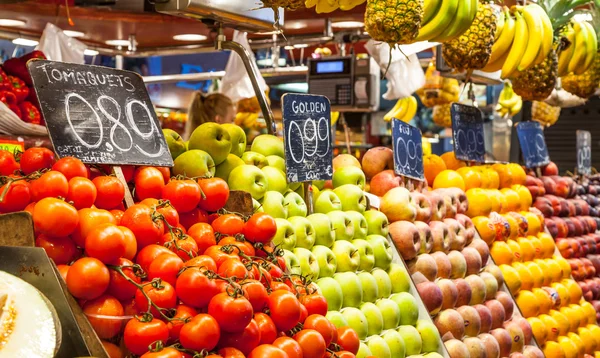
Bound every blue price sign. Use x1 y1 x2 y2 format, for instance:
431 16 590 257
451 103 485 162
392 119 424 181
516 121 550 168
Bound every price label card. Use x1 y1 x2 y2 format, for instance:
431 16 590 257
451 103 485 162
282 93 333 183
28 60 173 167
516 121 550 168
577 130 592 175
392 119 424 181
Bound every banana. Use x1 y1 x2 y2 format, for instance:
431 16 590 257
581 21 598 73
339 0 364 10
510 98 523 116
518 5 544 71
393 98 410 121
401 97 418 122
502 10 529 78
384 98 405 122
568 21 589 74
315 0 339 13
414 0 460 42
305 0 318 8
482 48 510 73
499 83 520 109
435 0 477 42
422 0 442 26
558 26 576 76
529 4 553 65
487 8 515 65
495 5 506 41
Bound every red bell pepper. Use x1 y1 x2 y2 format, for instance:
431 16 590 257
19 101 41 125
8 104 21 120
21 50 46 63
2 50 46 87
0 68 11 92
0 91 17 106
9 76 29 103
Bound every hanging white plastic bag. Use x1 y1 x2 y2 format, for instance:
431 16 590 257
220 30 267 103
37 23 86 64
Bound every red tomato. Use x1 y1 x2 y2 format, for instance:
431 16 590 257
101 340 125 358
52 157 88 180
136 244 176 273
134 281 177 317
147 253 184 287
155 167 170 184
207 292 253 333
85 223 126 264
140 198 180 228
336 326 360 354
67 177 97 209
92 176 125 209
33 198 79 238
124 318 169 355
82 294 124 339
175 267 220 309
301 294 328 317
218 347 246 358
118 226 137 260
298 303 308 324
242 280 269 313
217 319 261 355
217 258 247 280
248 345 289 358
272 336 303 358
254 312 278 345
293 329 326 358
187 223 216 254
31 170 68 201
57 264 69 281
219 235 255 257
204 245 239 267
135 167 166 200
270 281 293 293
0 150 19 175
19 147 54 174
183 255 217 271
211 214 245 236
179 208 209 230
35 234 79 265
140 347 183 358
0 180 31 213
167 304 197 342
243 213 277 243
66 257 110 300
179 314 220 352
268 290 302 332
303 314 336 346
162 233 198 261
162 179 201 213
72 208 117 247
197 177 229 212
107 258 141 301
121 204 165 248
110 209 124 224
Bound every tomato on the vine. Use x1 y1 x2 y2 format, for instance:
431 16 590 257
85 223 126 264
134 281 177 317
207 292 253 333
301 293 328 317
167 304 197 342
211 214 245 236
67 177 97 209
179 207 209 230
118 226 137 260
33 197 79 238
183 255 217 271
293 329 326 358
179 314 220 352
217 347 246 358
241 279 268 312
66 257 110 300
217 318 261 355
303 314 336 346
267 290 302 332
92 176 125 210
204 245 239 267
243 213 277 243
120 204 165 248
35 234 79 265
107 258 141 301
219 236 255 257
161 233 198 261
336 326 360 354
140 198 180 228
135 167 166 200
52 157 88 180
269 281 293 293
31 170 68 201
140 347 184 358
101 341 124 358
162 179 201 213
123 318 169 356
56 264 69 281
147 253 184 287
136 244 176 273
248 345 289 358
187 222 216 254
272 336 303 358
0 150 19 175
217 258 247 280
254 312 278 345
19 148 55 174
82 294 124 339
197 177 229 212
72 208 117 247
298 303 308 324
0 180 30 213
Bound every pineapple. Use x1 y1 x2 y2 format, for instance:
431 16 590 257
532 101 561 127
432 103 452 127
364 0 424 44
261 0 305 10
442 1 498 71
511 48 558 101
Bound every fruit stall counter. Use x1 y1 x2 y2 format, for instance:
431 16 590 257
0 134 52 151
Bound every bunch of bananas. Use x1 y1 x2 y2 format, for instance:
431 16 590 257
384 96 418 123
432 103 452 127
558 20 598 76
532 100 561 126
235 112 263 129
413 0 478 42
495 81 522 117
305 0 364 13
482 4 553 78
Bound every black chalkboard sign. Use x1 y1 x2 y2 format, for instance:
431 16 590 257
28 60 173 167
451 103 485 162
516 121 550 168
577 130 592 175
392 119 424 181
281 93 333 183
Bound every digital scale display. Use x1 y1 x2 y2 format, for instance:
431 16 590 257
316 61 345 74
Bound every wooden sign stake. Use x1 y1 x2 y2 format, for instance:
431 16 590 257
112 166 134 208
304 182 313 215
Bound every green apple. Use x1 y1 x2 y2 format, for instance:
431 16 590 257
220 123 246 157
341 307 369 340
251 134 285 158
366 234 393 270
316 277 343 311
241 151 268 168
312 180 326 190
173 149 215 178
360 302 384 336
364 209 390 237
366 335 392 358
382 329 406 358
282 249 301 275
266 155 286 172
353 239 375 271
333 272 363 308
314 190 342 214
390 292 419 326
358 271 379 303
325 310 347 329
307 213 335 247
334 184 367 213
331 240 361 272
262 166 287 194
188 122 231 165
371 268 392 299
327 210 354 241
356 342 373 358
261 191 288 219
376 298 401 330
252 198 263 213
311 245 337 278
333 166 366 190
293 247 319 280
288 216 315 249
215 153 245 182
163 128 186 160
387 263 411 293
397 325 422 356
284 191 307 217
228 165 267 200
346 210 368 239
272 218 296 250
416 319 441 353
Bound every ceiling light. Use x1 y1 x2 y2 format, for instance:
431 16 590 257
84 49 99 56
63 30 85 38
105 39 130 47
173 34 207 41
284 45 295 50
0 19 25 27
294 44 309 48
332 21 364 29
255 30 282 36
12 38 38 47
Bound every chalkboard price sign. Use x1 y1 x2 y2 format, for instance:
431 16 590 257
516 121 550 168
282 94 333 183
577 130 592 175
28 60 173 167
392 119 424 181
451 103 485 162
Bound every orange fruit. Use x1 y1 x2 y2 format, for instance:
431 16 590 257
500 188 521 212
491 241 515 265
456 167 482 190
517 237 536 262
577 326 597 353
533 287 554 314
508 163 527 185
557 336 579 358
551 282 570 308
466 190 492 218
475 167 492 189
537 232 555 259
507 212 529 237
561 279 583 305
539 314 560 342
533 259 552 286
485 167 500 189
528 317 548 345
502 214 519 240
527 235 544 259
433 170 466 191
472 216 495 245
567 332 586 358
487 189 504 213
516 290 540 318
507 239 523 262
500 264 522 295
549 309 571 336
559 306 580 333
440 151 466 170
513 261 534 291
423 154 446 186
543 341 566 358
581 302 597 326
511 184 533 211
568 304 587 329
545 259 564 283
525 262 544 288
554 256 572 279
492 163 514 188
522 211 541 236
585 324 600 349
